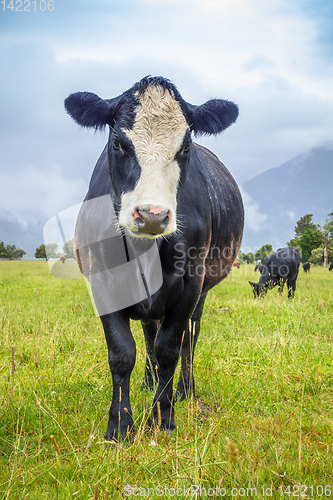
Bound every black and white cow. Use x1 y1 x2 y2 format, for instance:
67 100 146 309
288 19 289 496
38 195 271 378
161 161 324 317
303 262 310 273
65 76 244 441
249 246 300 298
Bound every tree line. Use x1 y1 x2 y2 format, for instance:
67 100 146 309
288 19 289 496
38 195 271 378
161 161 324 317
0 240 75 260
240 212 333 265
35 240 75 260
0 242 26 260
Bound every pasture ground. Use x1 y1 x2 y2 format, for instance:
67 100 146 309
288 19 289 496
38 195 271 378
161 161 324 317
1 261 333 499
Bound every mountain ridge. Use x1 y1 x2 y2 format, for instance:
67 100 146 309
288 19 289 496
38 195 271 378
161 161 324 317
241 143 333 251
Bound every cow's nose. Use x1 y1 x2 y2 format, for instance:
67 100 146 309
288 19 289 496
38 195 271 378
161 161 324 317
134 205 170 235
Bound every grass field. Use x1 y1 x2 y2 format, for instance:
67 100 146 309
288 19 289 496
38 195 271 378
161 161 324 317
1 260 333 499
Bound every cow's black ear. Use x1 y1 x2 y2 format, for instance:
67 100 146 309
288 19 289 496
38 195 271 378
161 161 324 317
188 99 238 136
64 92 117 130
249 281 255 287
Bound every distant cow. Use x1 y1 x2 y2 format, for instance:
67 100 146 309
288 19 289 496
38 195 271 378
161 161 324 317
329 262 333 271
233 261 241 268
65 76 244 441
60 255 66 264
303 262 310 273
249 246 300 298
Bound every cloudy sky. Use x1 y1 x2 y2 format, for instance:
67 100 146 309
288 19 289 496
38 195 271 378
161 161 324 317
1 0 333 250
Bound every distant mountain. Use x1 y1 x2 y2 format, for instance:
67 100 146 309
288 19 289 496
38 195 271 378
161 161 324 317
241 143 333 252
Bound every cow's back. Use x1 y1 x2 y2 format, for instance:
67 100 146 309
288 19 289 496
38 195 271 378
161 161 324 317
262 246 300 282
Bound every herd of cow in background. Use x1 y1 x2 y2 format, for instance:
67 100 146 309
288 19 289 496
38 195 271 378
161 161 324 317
231 246 333 299
302 261 332 272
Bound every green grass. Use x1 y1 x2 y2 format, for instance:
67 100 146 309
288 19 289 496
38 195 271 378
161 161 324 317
1 261 333 499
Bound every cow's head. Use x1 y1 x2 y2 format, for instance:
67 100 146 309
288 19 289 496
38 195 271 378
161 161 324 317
249 281 268 298
65 76 238 239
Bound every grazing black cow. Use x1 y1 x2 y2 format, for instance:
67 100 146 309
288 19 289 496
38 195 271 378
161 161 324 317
65 76 244 441
329 262 333 271
249 246 300 298
303 262 310 273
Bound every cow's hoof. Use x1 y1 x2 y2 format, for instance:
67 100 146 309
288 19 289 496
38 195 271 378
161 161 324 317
176 378 196 402
104 424 134 443
149 422 176 437
149 415 176 435
175 388 196 402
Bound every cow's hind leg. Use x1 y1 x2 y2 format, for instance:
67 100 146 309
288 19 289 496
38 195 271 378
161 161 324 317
287 279 296 298
176 293 207 401
101 312 136 442
141 320 159 391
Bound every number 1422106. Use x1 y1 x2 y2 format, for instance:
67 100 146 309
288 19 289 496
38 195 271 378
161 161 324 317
1 0 54 11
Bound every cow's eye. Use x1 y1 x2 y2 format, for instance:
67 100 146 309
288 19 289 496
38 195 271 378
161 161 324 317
113 140 123 151
182 142 190 153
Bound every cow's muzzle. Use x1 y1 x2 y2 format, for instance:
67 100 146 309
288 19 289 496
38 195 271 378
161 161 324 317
133 205 171 236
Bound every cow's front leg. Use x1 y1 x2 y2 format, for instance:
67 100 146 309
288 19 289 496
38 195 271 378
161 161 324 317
278 279 285 295
100 312 136 441
152 283 202 432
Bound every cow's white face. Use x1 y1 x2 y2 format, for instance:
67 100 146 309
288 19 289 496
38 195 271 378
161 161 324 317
118 85 189 238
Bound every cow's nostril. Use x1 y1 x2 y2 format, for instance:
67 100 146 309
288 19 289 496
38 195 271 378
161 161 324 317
137 208 151 222
134 206 170 235
139 205 150 214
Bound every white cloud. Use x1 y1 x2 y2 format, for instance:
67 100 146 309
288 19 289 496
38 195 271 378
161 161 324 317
240 188 267 233
284 210 297 222
0 166 87 228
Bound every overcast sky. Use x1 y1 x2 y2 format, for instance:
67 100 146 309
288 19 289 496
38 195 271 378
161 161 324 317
1 0 333 240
